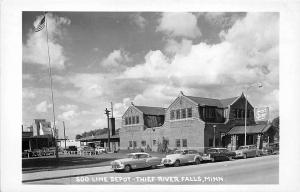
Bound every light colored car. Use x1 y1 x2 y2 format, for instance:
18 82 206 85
234 145 259 159
95 147 106 154
162 149 202 167
111 152 162 172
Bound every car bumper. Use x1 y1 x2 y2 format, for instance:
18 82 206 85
162 159 174 165
111 164 125 170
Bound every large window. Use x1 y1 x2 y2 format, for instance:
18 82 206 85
187 108 192 118
153 140 156 145
170 108 192 120
176 109 181 119
181 109 186 118
125 116 140 125
176 139 181 147
141 140 146 146
182 139 187 147
170 110 175 120
133 141 137 148
129 141 132 147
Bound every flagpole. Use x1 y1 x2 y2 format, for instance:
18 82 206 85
44 12 59 159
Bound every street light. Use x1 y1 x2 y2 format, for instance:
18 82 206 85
213 125 216 147
244 82 263 146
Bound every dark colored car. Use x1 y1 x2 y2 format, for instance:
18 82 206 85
66 146 78 152
204 148 236 162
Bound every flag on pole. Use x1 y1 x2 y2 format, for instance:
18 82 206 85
34 16 46 32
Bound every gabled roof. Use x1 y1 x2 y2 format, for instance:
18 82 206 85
227 124 272 135
186 96 238 108
135 106 166 116
219 97 239 107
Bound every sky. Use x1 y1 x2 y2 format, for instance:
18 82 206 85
22 12 279 139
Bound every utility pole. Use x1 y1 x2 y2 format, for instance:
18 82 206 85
213 125 216 147
105 108 111 152
63 121 66 149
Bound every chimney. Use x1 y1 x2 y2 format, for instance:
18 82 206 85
109 117 116 136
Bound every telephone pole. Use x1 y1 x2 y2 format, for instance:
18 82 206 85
63 121 66 149
105 108 111 151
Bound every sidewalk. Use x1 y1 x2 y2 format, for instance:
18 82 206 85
23 165 113 183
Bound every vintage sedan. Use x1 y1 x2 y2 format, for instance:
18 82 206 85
203 148 236 162
111 152 162 172
162 149 202 167
234 145 259 159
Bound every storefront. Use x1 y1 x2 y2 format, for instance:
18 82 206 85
227 123 277 150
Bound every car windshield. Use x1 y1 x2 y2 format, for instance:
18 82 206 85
127 154 137 159
238 146 248 150
207 149 217 153
173 150 183 154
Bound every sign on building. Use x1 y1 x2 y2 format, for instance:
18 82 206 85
255 107 270 121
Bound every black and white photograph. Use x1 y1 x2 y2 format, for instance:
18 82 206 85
1 0 300 191
21 11 279 184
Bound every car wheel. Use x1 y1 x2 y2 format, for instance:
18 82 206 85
124 165 131 173
243 154 247 159
195 158 201 165
174 160 180 167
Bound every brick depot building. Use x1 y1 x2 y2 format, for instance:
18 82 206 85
119 91 276 152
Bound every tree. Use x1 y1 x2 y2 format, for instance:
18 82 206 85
75 134 83 140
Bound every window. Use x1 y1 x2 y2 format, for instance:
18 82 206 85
128 116 131 124
170 110 175 120
133 141 137 147
136 116 139 124
176 109 181 119
182 139 187 147
176 139 181 147
141 140 146 146
125 117 128 125
153 140 156 145
187 108 192 118
139 154 148 158
132 116 136 124
181 109 186 118
129 141 132 147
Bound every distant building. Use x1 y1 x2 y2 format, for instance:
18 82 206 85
22 119 55 151
119 91 278 152
32 119 53 136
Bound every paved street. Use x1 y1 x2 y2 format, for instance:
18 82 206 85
23 155 279 184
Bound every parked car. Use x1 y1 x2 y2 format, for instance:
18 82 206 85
162 149 202 167
32 149 43 157
95 146 107 154
234 145 260 159
203 148 236 162
78 146 95 154
22 150 33 158
66 146 78 153
261 142 279 155
41 147 56 156
111 152 162 172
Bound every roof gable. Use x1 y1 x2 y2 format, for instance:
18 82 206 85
219 97 239 107
186 95 239 108
134 106 166 116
